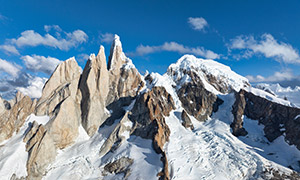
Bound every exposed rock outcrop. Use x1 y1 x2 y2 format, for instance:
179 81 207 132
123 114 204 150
231 89 300 150
79 46 110 136
0 92 36 143
103 157 133 179
23 58 82 179
99 112 133 157
106 35 144 106
35 57 81 116
24 122 56 180
181 110 194 130
130 86 175 180
231 91 248 136
177 71 223 122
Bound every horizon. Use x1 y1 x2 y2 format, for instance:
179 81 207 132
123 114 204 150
1 0 300 99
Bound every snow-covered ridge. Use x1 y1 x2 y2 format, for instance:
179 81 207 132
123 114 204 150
255 83 300 107
167 55 250 94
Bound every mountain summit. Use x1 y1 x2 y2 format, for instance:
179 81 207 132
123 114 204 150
1 35 300 180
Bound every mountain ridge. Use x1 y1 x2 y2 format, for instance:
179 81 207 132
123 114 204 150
0 35 300 180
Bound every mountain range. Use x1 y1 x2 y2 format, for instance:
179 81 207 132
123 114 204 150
0 35 300 180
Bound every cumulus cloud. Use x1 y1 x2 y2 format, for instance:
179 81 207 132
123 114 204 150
21 55 62 75
10 29 88 50
188 17 208 31
100 33 114 43
16 76 47 99
0 72 47 100
246 69 300 87
229 34 300 64
0 45 20 55
0 26 88 55
0 58 21 77
134 42 220 59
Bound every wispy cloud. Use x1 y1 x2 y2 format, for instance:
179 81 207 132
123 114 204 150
0 13 8 21
229 34 300 64
0 58 21 77
0 45 20 55
188 17 208 31
100 33 114 43
133 41 220 59
44 25 62 32
76 53 90 62
246 69 300 87
21 55 62 75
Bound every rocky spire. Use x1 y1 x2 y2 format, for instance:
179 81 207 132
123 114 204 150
107 34 125 72
79 46 110 136
35 57 82 115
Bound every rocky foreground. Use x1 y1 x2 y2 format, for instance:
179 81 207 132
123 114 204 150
1 35 300 180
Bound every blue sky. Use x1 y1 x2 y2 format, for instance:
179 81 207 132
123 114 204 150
0 0 300 98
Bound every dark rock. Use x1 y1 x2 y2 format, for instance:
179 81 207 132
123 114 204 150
177 71 219 122
231 89 300 150
181 110 194 130
231 90 248 136
104 157 133 179
130 86 175 180
261 168 300 180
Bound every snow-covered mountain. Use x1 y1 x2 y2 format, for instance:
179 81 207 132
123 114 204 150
1 35 300 180
255 83 300 108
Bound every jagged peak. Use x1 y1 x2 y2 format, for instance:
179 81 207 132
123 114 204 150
108 34 126 71
41 57 82 99
112 34 122 48
97 45 105 57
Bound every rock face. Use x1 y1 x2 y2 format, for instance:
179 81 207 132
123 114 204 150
0 92 36 143
79 46 110 136
35 57 82 116
24 122 56 180
231 91 248 136
181 110 194 130
231 89 300 149
99 112 133 157
177 71 222 122
23 58 82 179
103 157 133 179
130 86 175 180
106 35 144 106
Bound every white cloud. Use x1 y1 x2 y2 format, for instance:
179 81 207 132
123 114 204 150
134 42 220 59
16 76 47 99
246 69 296 83
229 34 300 64
44 25 62 32
100 33 114 43
21 55 62 74
9 29 88 51
188 17 208 31
0 45 20 55
0 58 21 77
76 53 90 62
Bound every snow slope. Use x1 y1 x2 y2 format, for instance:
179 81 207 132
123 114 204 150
165 94 295 180
167 55 250 94
255 83 300 107
0 114 49 180
0 55 299 180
